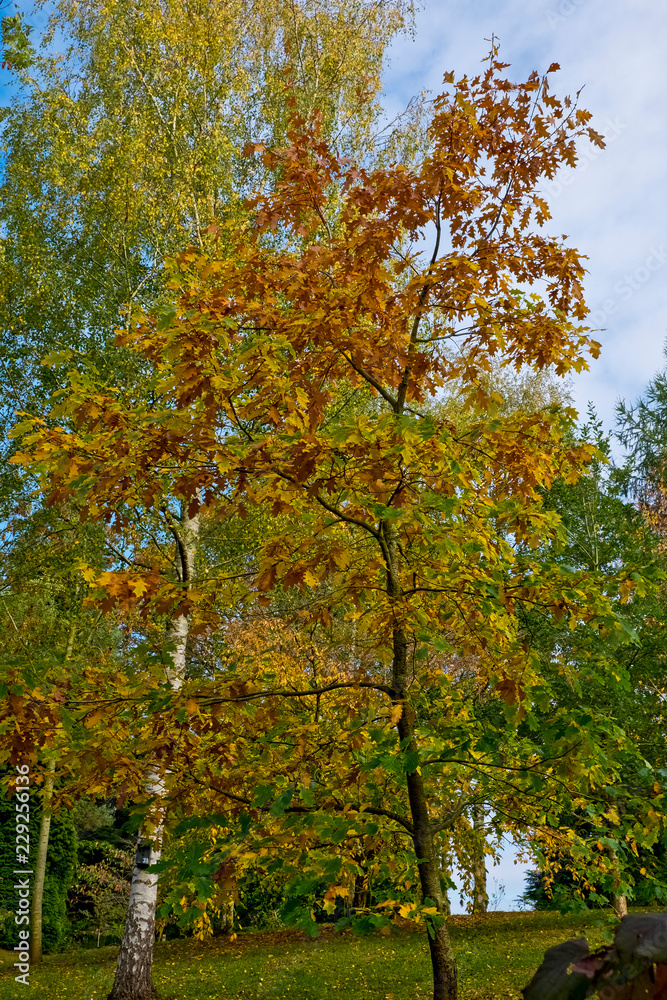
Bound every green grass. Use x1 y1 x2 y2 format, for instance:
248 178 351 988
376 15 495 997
0 910 619 999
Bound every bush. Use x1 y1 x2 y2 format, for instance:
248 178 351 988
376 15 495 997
67 840 133 946
0 779 76 953
235 868 288 931
42 812 77 952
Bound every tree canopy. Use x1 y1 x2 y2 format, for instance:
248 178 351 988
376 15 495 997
11 48 667 1000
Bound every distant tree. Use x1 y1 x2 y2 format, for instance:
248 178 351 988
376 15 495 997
517 410 667 915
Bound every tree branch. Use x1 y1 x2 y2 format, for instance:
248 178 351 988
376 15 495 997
202 679 394 706
105 540 153 571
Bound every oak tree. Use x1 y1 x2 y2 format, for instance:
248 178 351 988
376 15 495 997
15 50 661 1000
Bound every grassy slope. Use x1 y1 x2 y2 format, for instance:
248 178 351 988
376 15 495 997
0 910 617 999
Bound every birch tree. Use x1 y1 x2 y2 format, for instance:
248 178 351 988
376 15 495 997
3 2 415 995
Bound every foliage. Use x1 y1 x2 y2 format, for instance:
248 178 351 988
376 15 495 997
1 12 34 71
520 869 582 912
234 868 291 931
71 799 116 839
13 45 657 1000
521 838 667 913
617 347 667 497
0 0 416 444
67 840 133 946
41 810 77 952
0 781 76 952
514 411 667 911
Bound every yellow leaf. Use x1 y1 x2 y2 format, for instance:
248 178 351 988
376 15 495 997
390 704 403 725
324 884 350 901
84 709 105 727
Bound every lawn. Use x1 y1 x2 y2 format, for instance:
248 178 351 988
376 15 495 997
0 910 615 999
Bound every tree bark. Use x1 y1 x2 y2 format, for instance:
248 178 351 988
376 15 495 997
384 521 457 1000
32 626 75 963
352 849 375 910
353 871 367 909
398 711 458 1000
471 803 488 915
606 845 628 919
108 502 198 1000
108 769 164 1000
31 757 55 964
352 848 374 910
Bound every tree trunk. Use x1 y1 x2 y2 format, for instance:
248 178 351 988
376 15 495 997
352 848 374 909
471 803 488 915
33 626 75 963
384 518 457 1000
31 757 55 964
353 871 366 909
108 769 164 1000
108 502 198 1000
398 717 458 1000
606 845 628 919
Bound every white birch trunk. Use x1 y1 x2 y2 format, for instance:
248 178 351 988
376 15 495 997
31 758 55 963
108 768 165 1000
109 502 198 1000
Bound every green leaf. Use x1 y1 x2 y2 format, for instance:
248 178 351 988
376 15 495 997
270 787 294 816
156 304 178 331
299 784 315 807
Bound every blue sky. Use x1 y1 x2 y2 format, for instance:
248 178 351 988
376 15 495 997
382 0 667 437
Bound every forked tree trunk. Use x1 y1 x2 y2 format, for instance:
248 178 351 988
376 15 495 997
31 757 55 964
108 503 198 1000
471 803 488 915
